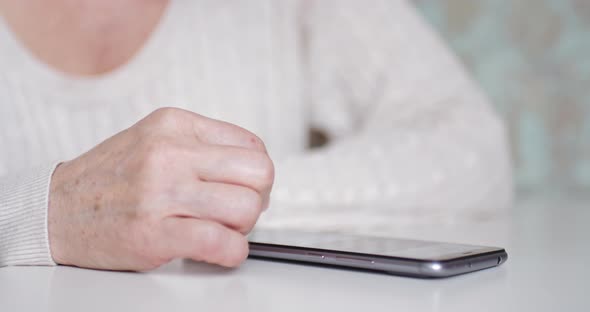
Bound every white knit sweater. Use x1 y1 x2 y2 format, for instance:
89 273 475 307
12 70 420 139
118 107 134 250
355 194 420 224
0 0 512 267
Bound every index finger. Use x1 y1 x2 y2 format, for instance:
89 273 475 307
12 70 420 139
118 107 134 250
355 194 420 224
187 112 267 152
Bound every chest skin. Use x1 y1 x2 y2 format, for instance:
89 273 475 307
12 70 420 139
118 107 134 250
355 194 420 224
0 1 308 176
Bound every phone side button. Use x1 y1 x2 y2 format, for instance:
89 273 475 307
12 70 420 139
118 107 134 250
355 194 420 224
307 252 325 260
334 256 375 264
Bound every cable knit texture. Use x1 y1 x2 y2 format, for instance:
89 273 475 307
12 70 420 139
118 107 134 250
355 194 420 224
0 0 513 266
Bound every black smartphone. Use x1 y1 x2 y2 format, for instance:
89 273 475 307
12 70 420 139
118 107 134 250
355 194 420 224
248 230 507 278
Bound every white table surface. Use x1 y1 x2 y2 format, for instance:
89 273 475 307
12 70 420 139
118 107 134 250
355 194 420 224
1 193 589 312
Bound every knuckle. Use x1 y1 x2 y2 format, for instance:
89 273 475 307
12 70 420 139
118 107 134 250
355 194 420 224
152 107 182 121
147 107 186 130
140 138 175 169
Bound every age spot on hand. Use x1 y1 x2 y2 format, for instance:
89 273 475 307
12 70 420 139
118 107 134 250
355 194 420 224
94 193 103 211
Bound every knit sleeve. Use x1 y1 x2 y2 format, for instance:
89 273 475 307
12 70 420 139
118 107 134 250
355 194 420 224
257 0 513 230
0 163 58 266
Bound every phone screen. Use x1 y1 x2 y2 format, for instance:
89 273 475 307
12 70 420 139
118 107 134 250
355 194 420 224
248 230 498 261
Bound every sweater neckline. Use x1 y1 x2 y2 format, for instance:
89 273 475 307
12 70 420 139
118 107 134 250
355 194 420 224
0 1 177 101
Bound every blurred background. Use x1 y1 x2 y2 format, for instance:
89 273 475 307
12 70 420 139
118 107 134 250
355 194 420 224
413 0 590 193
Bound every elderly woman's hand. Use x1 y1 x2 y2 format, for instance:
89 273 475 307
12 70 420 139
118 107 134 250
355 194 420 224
47 107 274 271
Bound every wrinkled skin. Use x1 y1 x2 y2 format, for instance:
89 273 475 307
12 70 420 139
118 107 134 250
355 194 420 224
49 107 274 271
